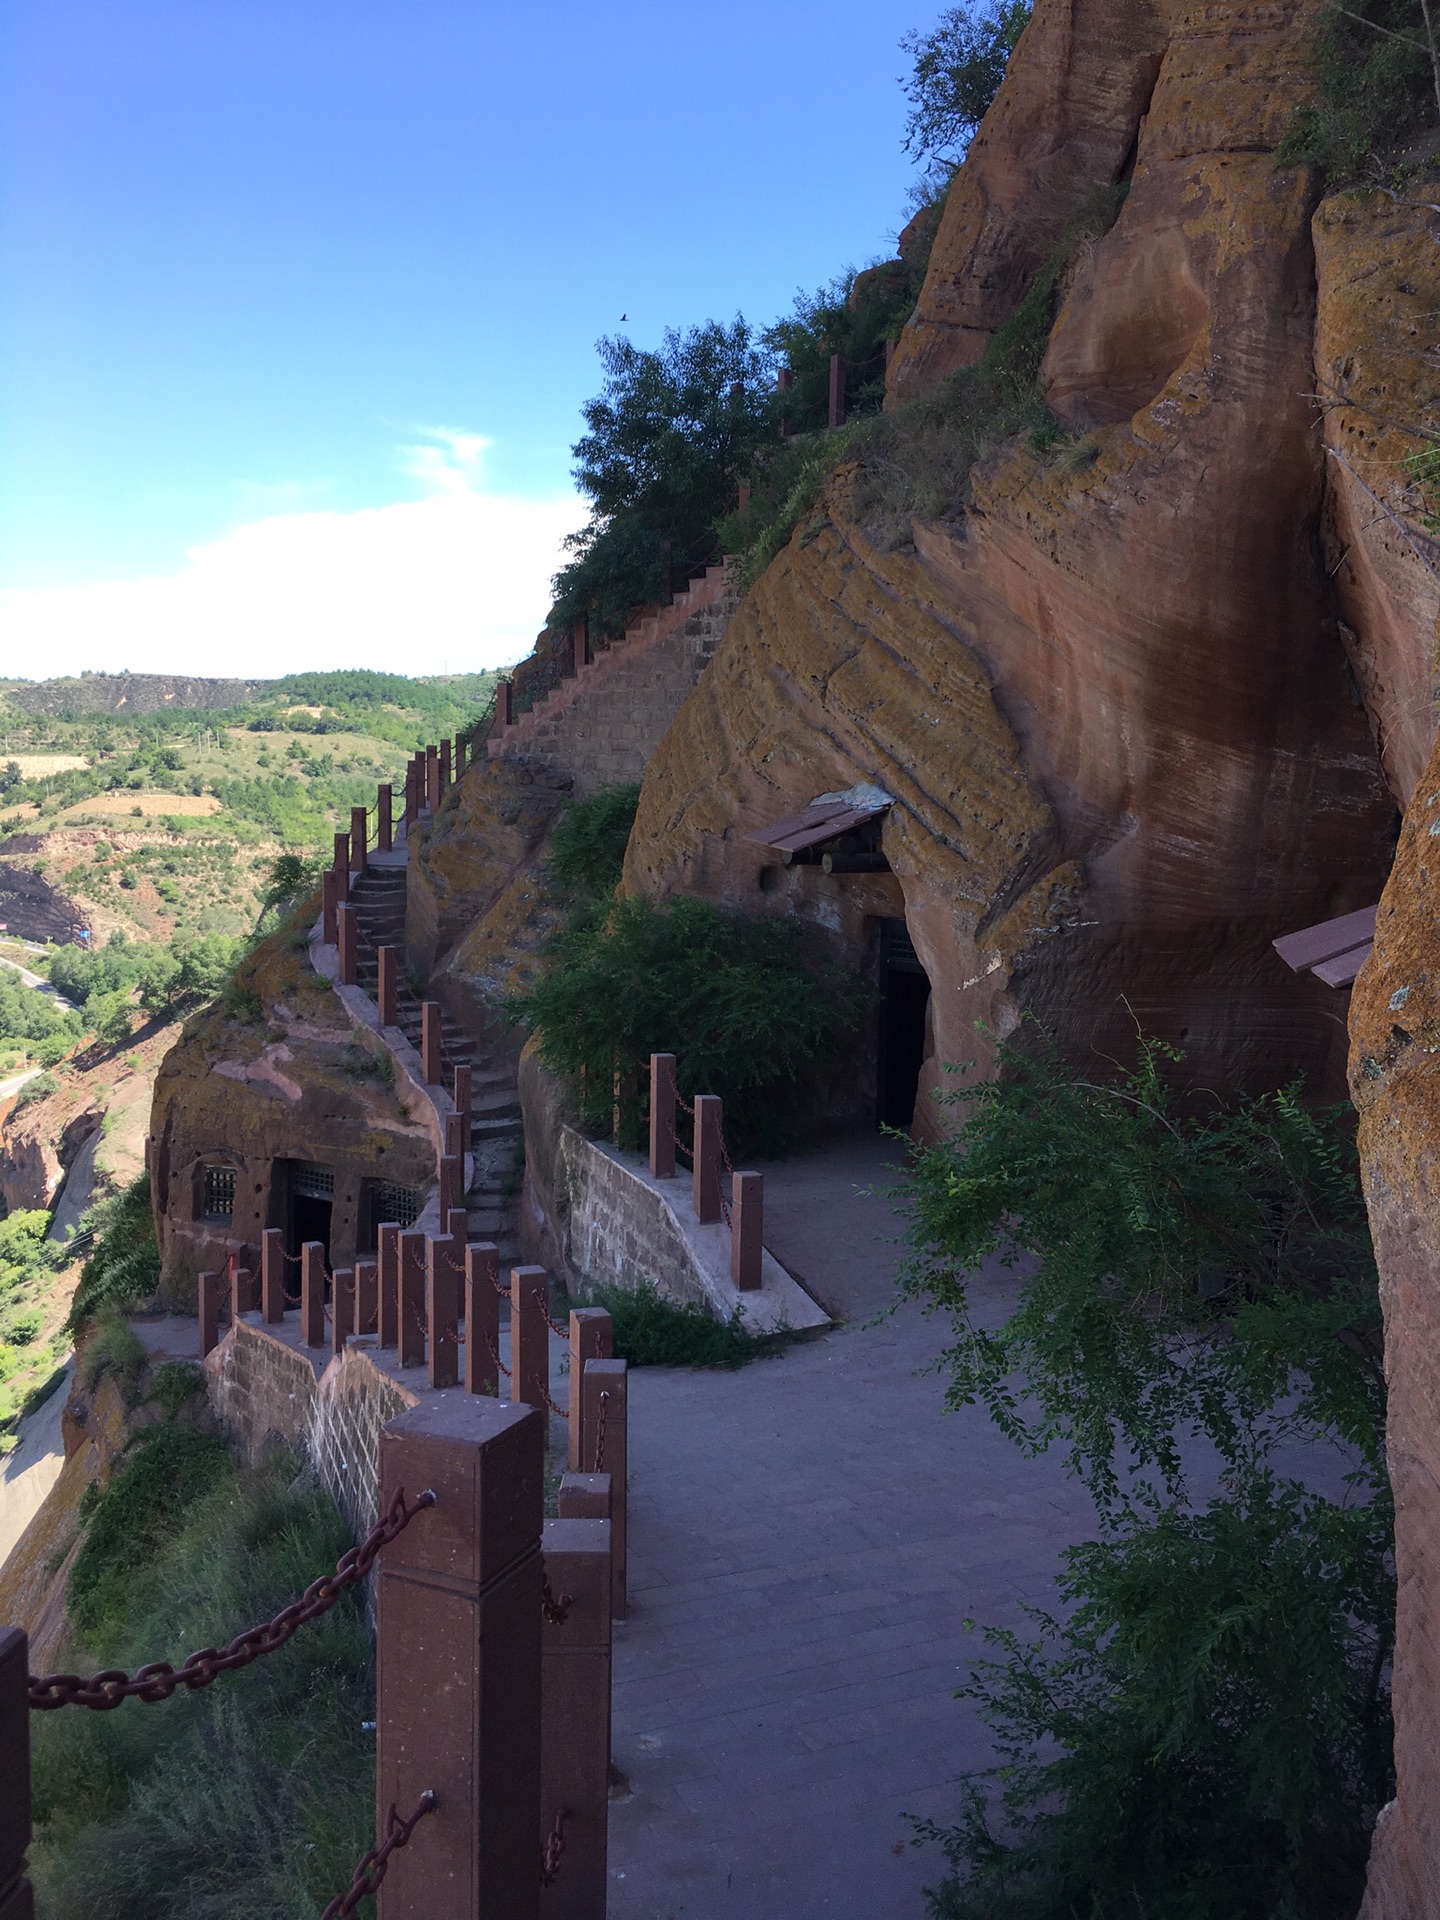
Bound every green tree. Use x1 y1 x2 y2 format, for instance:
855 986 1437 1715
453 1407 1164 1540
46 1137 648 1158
552 320 778 635
1282 0 1439 177
901 0 1033 170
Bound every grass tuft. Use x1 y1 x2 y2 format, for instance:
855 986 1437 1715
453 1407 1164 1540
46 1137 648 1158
577 1277 787 1369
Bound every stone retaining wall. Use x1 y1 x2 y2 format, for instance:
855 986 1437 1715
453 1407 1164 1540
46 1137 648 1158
205 1318 419 1541
531 1123 828 1335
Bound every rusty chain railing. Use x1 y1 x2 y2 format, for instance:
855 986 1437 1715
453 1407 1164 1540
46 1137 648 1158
28 1487 435 1711
320 1790 437 1919
593 1389 611 1476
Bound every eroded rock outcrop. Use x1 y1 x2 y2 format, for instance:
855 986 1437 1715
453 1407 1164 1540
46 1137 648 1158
150 915 434 1299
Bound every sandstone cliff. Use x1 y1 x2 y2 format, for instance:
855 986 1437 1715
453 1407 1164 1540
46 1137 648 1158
625 0 1403 1124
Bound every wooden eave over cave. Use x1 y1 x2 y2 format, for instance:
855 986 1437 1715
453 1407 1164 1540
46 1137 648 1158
746 786 894 872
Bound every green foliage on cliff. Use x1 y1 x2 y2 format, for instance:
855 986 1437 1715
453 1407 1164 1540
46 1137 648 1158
546 784 641 898
901 0 1033 168
513 894 869 1156
0 966 82 1063
69 1171 162 1330
1281 0 1439 179
901 1033 1392 1918
31 1445 375 1920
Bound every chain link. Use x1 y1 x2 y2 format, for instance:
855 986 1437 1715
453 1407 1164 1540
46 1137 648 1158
320 1790 437 1919
28 1487 436 1711
539 1383 568 1419
593 1389 610 1475
540 1807 569 1887
483 1325 511 1379
541 1578 572 1626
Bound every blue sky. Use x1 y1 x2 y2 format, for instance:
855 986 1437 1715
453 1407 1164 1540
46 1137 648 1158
0 0 942 674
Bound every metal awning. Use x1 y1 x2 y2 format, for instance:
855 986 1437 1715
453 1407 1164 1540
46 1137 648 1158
745 784 893 855
1272 904 1377 989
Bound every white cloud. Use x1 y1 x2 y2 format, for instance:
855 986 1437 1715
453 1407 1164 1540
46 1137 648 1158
0 431 585 680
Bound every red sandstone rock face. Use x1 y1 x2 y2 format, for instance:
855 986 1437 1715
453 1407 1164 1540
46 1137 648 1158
1313 191 1440 809
1350 748 1440 1920
886 0 1167 399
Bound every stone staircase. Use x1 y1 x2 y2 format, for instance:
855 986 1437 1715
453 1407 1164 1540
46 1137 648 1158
348 859 524 1264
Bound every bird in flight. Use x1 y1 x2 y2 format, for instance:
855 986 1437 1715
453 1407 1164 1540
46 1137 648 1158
620 312 628 322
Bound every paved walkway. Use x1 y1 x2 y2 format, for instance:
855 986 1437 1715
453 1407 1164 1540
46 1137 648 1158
0 1361 72 1574
607 1134 1097 1918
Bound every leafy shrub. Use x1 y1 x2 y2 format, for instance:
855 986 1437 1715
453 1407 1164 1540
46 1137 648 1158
69 1173 161 1329
578 1278 762 1368
32 1446 375 1920
546 785 641 898
920 1479 1393 1920
77 1307 149 1401
146 1359 206 1420
1279 0 1438 182
898 1032 1392 1914
12 1071 56 1106
512 894 868 1156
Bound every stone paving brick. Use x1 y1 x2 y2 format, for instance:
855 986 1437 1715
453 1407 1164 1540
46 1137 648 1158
607 1136 1098 1918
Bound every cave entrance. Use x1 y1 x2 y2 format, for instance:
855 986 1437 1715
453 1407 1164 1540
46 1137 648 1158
285 1162 335 1293
877 918 931 1131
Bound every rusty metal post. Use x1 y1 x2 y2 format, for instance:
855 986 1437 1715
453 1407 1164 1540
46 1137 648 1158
301 1241 326 1348
567 1309 613 1472
422 1002 442 1084
510 1266 550 1417
337 902 357 987
444 1111 465 1161
262 1227 285 1324
454 1063 472 1138
322 866 338 945
378 945 398 1027
693 1094 723 1224
446 1205 469 1246
0 1625 33 1920
426 1235 461 1390
378 1222 401 1349
649 1052 676 1177
400 1229 427 1369
540 1518 612 1920
231 1264 255 1323
351 806 368 873
377 1397 545 1920
356 1257 379 1336
731 1170 764 1291
377 783 393 853
465 1243 501 1395
198 1271 220 1358
581 1359 628 1619
439 738 451 796
440 1153 462 1221
333 831 350 901
454 734 466 779
332 1268 355 1355
403 760 418 827
425 743 440 812
829 352 846 429
497 680 513 729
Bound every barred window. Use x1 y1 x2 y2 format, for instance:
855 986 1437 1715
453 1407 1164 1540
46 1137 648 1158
292 1164 336 1200
368 1180 422 1230
201 1165 236 1221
